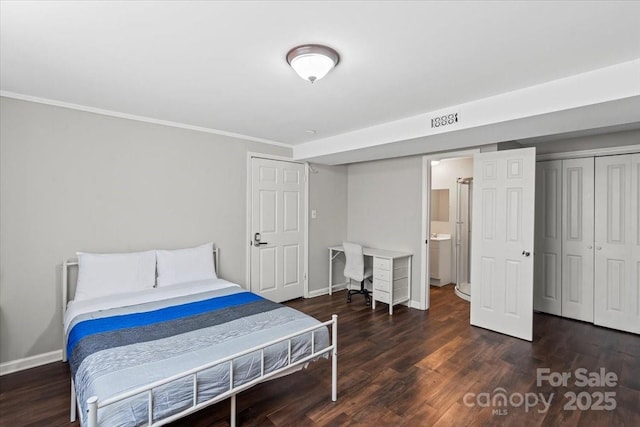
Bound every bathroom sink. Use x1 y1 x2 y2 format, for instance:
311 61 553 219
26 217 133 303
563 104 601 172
431 234 451 241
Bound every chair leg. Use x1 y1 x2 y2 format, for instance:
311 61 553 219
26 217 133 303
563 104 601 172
363 281 371 306
347 279 371 305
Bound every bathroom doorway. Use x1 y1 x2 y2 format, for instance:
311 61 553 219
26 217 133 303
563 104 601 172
429 157 473 302
420 149 480 311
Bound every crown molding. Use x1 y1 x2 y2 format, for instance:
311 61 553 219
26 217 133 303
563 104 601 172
0 91 292 149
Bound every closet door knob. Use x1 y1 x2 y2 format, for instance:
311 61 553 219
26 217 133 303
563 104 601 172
596 245 602 250
587 245 593 249
522 250 531 257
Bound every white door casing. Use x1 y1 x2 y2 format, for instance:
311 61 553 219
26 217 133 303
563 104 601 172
471 147 536 341
534 160 562 316
562 157 595 322
250 157 306 302
594 154 640 334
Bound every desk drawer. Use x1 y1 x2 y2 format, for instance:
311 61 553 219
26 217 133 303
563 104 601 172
374 258 391 271
373 269 390 282
374 290 390 303
373 278 390 292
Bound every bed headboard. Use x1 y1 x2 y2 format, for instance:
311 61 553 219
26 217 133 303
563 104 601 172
61 247 220 316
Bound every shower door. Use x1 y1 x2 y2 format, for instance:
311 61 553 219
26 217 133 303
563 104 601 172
455 178 472 298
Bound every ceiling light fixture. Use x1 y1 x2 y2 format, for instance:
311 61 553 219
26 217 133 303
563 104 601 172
287 44 340 83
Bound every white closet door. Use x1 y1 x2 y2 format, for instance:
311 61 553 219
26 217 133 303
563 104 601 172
562 157 595 322
534 161 562 315
594 154 640 334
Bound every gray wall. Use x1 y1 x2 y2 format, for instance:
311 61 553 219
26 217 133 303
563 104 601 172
0 97 291 363
308 164 348 294
347 156 423 306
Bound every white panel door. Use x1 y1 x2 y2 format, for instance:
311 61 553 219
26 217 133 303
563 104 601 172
534 160 562 316
561 157 595 322
251 158 305 302
594 154 640 334
471 147 536 341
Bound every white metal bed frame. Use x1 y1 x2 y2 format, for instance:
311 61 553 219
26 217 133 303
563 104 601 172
61 248 338 427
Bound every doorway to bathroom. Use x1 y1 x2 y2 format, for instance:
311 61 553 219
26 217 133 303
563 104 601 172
420 148 481 311
426 156 474 303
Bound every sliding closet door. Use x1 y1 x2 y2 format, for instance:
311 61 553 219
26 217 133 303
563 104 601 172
562 158 594 322
594 154 640 334
534 160 562 315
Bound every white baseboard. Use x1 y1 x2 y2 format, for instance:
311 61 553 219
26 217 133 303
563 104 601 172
307 286 423 310
0 349 63 376
307 283 347 298
409 300 423 309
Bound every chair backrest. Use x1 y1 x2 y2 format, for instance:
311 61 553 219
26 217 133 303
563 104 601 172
343 241 365 282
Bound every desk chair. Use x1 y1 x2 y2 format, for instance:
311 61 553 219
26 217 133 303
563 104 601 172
343 242 373 305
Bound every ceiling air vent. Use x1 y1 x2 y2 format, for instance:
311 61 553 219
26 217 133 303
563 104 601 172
431 113 458 129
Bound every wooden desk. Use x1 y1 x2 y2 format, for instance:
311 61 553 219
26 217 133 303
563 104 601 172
329 245 412 315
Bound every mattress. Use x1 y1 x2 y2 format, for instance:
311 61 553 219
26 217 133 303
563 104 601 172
64 279 329 426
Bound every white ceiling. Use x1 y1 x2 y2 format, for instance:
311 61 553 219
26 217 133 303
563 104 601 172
2 1 640 158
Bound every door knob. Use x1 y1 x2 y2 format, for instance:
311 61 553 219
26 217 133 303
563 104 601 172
253 232 268 247
596 245 602 250
522 250 531 257
587 245 593 249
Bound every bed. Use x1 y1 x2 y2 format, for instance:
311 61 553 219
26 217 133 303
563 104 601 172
62 245 337 427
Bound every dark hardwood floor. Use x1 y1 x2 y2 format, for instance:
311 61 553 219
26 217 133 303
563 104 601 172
1 285 639 426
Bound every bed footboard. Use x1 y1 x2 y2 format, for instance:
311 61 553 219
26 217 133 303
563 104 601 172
84 314 338 427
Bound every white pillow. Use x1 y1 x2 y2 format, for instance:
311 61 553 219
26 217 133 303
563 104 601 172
156 242 217 287
75 250 156 301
